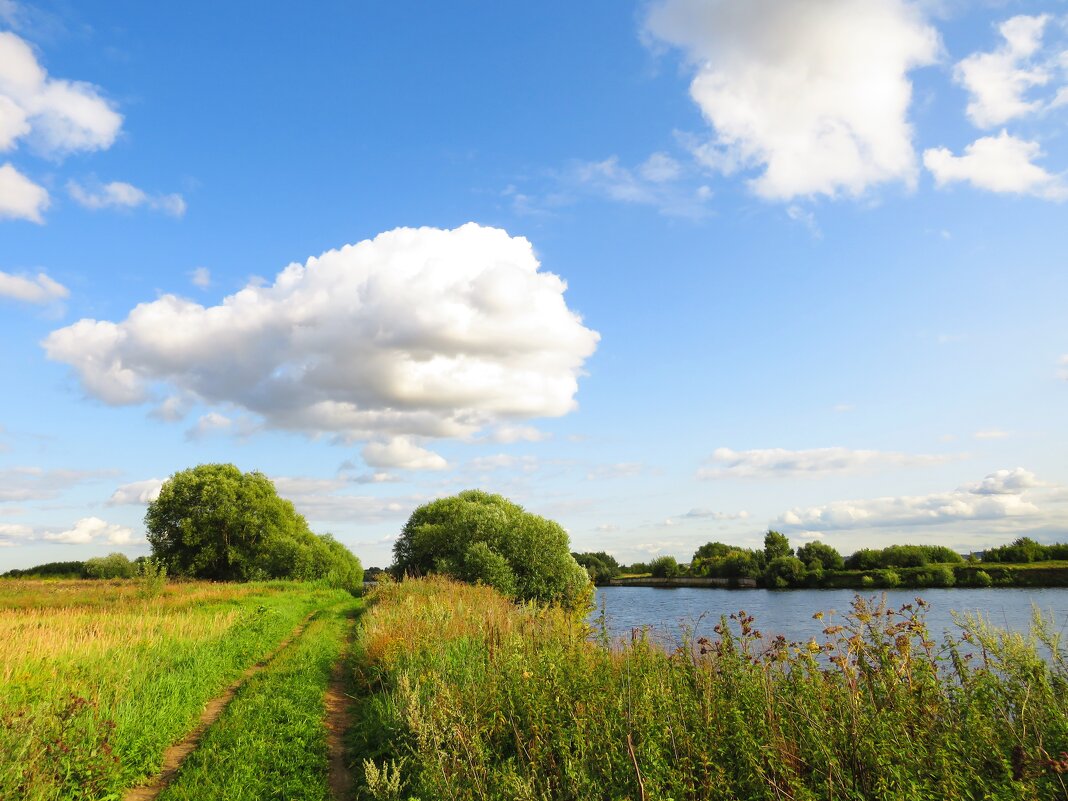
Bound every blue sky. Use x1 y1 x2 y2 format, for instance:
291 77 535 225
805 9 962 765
1 0 1066 571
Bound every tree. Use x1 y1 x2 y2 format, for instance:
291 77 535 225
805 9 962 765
764 530 793 561
764 556 806 588
649 555 681 578
84 552 135 579
796 541 843 571
146 464 362 589
461 541 518 596
573 551 621 584
393 490 591 609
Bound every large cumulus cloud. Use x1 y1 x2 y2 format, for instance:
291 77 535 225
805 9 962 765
645 0 939 199
43 223 600 464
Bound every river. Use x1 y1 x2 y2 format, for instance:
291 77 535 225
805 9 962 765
591 585 1068 647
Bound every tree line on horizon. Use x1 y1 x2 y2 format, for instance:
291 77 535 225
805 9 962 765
574 533 1068 589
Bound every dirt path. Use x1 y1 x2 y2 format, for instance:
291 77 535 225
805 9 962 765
123 611 319 801
324 614 356 801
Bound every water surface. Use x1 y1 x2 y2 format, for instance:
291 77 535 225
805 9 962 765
591 586 1068 647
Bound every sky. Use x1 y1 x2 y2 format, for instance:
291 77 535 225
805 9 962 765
1 0 1066 571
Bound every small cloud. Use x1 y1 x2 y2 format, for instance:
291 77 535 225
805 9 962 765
973 429 1010 440
680 508 750 521
107 478 164 506
67 180 187 217
595 523 620 533
362 437 448 471
151 395 191 422
0 269 68 304
488 424 550 444
924 132 1068 201
43 516 137 545
0 162 49 223
185 411 232 440
190 267 211 289
699 446 954 479
786 205 821 238
1059 354 1068 380
832 403 854 413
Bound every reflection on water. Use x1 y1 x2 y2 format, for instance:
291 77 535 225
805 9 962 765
591 586 1068 647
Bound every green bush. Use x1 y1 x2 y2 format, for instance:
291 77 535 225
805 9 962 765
83 553 135 579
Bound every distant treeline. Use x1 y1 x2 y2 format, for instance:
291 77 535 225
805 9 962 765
574 534 1068 589
2 553 146 580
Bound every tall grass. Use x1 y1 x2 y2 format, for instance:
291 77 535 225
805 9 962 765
354 577 1068 801
0 579 350 801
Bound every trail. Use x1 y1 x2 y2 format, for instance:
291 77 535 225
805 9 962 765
122 611 319 801
324 612 356 801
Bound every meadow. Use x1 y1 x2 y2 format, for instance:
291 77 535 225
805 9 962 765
5 575 1068 801
0 578 357 801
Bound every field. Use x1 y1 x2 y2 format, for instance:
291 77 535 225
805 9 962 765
5 576 1068 801
0 579 359 801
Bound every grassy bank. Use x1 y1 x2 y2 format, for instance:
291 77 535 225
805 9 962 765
0 579 351 801
354 577 1068 800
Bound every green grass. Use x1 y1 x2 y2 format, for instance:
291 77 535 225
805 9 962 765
354 578 1068 801
0 579 352 801
159 598 360 801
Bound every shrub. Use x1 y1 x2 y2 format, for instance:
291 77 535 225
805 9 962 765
649 555 681 578
83 553 135 579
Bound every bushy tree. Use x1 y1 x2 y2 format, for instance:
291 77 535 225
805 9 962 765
764 530 793 561
691 542 764 580
796 541 844 571
393 490 590 609
146 464 362 589
84 553 135 579
461 541 517 596
573 551 621 584
764 556 806 588
649 555 681 578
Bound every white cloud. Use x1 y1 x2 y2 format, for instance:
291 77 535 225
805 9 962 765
362 437 448 471
191 267 211 289
955 15 1051 128
562 153 713 218
0 31 121 157
107 478 164 506
924 131 1067 200
968 467 1041 496
269 475 418 522
680 508 750 521
698 446 952 479
185 411 233 440
0 268 67 303
0 466 112 502
43 516 136 545
488 424 549 444
973 429 1010 440
0 522 31 545
0 161 47 221
646 0 939 199
44 224 599 462
67 180 186 217
1059 354 1068 380
776 468 1042 532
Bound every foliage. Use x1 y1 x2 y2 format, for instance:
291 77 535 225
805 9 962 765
84 552 136 579
691 542 764 580
355 579 1068 801
392 490 591 609
460 541 517 597
796 540 844 571
572 551 621 584
1 561 85 579
649 555 681 578
763 529 793 561
845 544 963 570
763 555 807 588
145 464 362 589
984 537 1068 564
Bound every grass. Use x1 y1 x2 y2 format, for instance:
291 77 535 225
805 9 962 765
158 598 361 801
354 577 1068 801
0 578 352 801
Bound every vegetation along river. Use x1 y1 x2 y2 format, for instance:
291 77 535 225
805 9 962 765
591 586 1068 647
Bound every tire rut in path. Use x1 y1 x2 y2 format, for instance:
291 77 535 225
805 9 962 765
324 613 356 801
123 611 319 801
